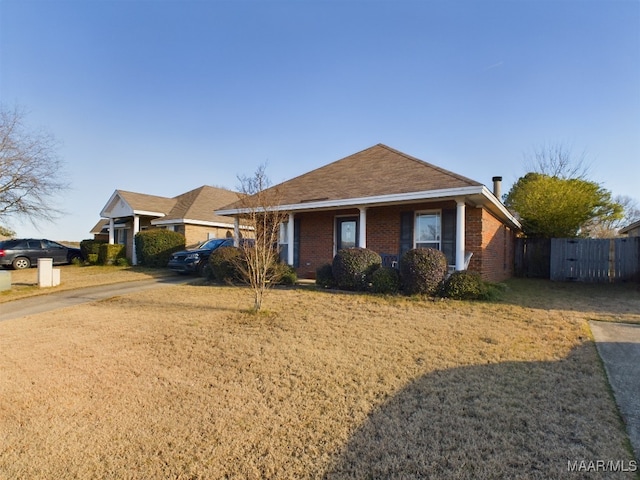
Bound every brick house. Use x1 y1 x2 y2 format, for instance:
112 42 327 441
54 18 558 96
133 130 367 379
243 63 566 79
94 185 252 264
217 144 522 282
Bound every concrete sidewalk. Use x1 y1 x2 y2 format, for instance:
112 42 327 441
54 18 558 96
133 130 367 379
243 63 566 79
589 321 640 464
0 275 194 322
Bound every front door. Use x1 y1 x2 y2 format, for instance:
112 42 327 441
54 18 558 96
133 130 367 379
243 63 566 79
336 217 358 251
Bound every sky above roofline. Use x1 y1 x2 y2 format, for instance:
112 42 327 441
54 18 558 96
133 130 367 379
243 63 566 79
1 0 638 241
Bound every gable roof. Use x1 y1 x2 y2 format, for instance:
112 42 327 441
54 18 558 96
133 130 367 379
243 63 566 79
216 144 520 230
152 186 243 226
99 185 244 227
101 190 177 217
222 144 482 210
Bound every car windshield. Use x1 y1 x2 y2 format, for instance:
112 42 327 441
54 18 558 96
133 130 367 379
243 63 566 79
198 239 227 250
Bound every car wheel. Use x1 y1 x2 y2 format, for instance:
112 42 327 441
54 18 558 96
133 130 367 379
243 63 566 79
12 257 31 269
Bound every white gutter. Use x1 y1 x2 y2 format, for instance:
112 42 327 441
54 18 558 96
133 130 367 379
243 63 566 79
151 218 254 230
217 185 521 230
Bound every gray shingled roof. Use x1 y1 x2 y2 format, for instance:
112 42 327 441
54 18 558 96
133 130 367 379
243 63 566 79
116 190 177 214
160 186 242 224
221 144 482 210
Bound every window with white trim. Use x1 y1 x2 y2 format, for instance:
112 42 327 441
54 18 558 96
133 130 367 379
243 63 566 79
415 211 441 250
279 221 289 263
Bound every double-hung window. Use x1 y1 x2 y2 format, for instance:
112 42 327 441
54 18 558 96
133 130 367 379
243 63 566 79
415 211 441 250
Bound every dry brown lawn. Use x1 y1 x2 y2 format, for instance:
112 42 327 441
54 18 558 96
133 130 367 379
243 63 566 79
1 277 639 479
0 265 174 303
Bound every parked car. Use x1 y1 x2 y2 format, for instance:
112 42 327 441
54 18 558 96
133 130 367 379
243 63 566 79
0 239 84 270
167 238 234 276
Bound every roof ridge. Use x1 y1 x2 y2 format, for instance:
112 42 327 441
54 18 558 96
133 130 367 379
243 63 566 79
376 144 481 186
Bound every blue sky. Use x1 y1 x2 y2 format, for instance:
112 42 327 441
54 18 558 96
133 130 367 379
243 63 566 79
1 0 638 241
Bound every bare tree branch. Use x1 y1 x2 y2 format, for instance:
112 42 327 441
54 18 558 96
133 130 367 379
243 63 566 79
524 143 591 179
0 105 69 226
234 164 289 311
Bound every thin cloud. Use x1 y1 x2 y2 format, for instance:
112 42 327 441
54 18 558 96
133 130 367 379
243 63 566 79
484 61 504 71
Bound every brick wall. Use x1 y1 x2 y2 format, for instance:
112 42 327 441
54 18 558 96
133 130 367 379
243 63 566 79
477 209 515 282
295 201 456 278
183 224 235 248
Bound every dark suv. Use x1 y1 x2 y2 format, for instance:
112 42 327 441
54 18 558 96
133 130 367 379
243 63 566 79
0 239 84 269
167 238 234 276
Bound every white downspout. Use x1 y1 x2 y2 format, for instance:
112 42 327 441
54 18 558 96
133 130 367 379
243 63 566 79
287 212 295 266
455 199 466 271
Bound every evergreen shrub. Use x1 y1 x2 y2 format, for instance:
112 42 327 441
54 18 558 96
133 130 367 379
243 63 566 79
134 229 185 268
399 248 448 295
369 266 401 294
315 263 335 288
209 246 244 284
98 243 126 266
332 248 382 291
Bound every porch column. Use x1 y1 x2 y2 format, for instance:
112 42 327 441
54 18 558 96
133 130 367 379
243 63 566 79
108 218 115 244
132 215 140 266
455 199 466 271
233 217 240 247
287 212 295 266
358 207 367 248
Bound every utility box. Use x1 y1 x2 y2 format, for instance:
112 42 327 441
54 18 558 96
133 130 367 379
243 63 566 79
37 258 59 288
0 270 11 292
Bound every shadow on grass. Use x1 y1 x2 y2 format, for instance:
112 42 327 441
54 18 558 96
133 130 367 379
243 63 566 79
493 278 640 320
323 343 638 479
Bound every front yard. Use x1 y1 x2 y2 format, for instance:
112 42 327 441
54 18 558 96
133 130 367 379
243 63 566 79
1 277 639 478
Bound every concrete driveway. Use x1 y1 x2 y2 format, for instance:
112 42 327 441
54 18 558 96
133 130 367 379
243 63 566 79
0 275 194 322
590 321 640 464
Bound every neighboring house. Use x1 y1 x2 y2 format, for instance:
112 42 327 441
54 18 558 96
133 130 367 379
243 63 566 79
619 220 640 237
217 144 522 282
95 185 251 264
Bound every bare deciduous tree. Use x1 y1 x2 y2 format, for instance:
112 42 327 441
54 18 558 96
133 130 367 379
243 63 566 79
584 194 640 238
524 143 591 179
235 164 289 312
0 106 68 226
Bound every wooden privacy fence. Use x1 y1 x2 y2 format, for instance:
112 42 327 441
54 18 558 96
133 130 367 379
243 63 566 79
515 237 640 282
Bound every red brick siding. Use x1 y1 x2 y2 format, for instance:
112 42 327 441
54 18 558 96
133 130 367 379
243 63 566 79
476 209 515 282
295 201 456 278
294 203 515 281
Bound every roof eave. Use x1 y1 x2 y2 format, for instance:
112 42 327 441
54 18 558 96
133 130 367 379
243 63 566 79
217 185 521 230
151 218 253 230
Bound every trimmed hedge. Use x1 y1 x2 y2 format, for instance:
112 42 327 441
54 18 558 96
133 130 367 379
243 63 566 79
442 271 486 300
134 229 185 268
399 248 448 296
209 246 244 284
80 239 105 259
332 248 381 291
315 263 335 288
271 262 298 285
369 266 401 294
98 243 126 266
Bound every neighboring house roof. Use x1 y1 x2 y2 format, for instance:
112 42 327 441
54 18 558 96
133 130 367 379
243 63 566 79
99 185 247 228
619 219 640 235
217 144 521 230
90 219 109 235
101 190 177 218
152 186 243 227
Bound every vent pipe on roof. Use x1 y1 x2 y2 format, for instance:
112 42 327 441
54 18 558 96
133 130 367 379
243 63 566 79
492 176 502 200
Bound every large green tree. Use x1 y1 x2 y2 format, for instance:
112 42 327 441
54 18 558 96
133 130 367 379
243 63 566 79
504 172 623 238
